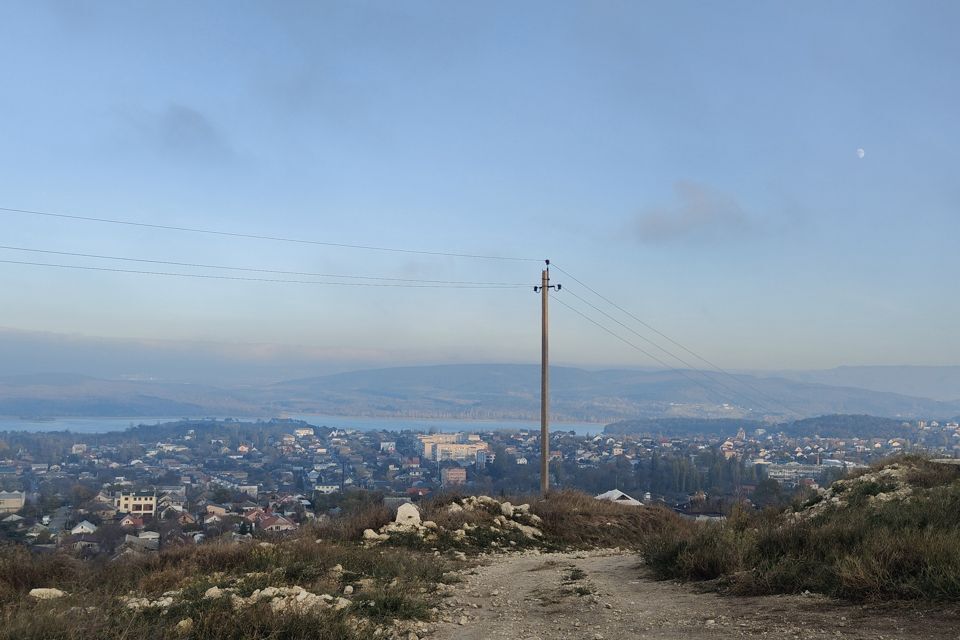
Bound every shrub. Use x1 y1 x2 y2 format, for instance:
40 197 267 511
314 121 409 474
640 457 960 602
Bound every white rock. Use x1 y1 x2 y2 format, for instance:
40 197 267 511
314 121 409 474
395 503 422 526
344 585 354 595
334 597 352 610
175 618 194 636
363 528 382 541
204 586 223 599
500 502 514 518
29 588 67 600
447 502 463 514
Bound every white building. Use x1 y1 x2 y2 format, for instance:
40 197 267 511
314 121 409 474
0 491 25 514
70 520 98 535
595 489 643 507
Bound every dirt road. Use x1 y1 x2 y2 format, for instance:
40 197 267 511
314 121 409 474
427 549 959 640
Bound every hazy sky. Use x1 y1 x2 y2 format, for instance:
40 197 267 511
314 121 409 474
1 1 958 382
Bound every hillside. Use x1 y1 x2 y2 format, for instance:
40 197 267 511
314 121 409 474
3 365 960 421
0 374 261 418
772 365 960 402
264 364 960 421
605 414 917 439
3 487 958 640
643 456 960 601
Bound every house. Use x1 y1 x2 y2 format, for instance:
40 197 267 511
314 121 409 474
594 489 643 507
243 508 267 522
70 520 98 535
258 515 297 532
114 491 157 516
174 511 196 526
88 502 118 519
119 515 145 529
158 505 185 521
205 504 229 517
315 485 339 495
0 490 25 514
441 467 467 486
122 534 159 552
71 535 101 553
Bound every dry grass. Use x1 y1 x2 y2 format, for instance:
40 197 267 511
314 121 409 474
0 524 454 639
533 490 673 549
641 457 960 602
0 596 357 640
308 504 394 541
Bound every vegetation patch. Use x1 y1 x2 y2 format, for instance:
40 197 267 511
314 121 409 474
640 456 960 602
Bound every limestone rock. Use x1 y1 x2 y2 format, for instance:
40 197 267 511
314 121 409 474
175 618 194 636
395 503 422 526
29 588 67 600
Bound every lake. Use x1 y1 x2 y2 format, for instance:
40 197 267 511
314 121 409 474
0 414 608 436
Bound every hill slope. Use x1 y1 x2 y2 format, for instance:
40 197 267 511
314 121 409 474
3 365 960 420
266 364 960 421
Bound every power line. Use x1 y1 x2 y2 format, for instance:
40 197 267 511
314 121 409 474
562 286 781 415
553 296 737 410
0 258 529 289
0 205 542 263
0 245 529 286
552 263 800 415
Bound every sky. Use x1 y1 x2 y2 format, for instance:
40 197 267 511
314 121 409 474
0 1 958 383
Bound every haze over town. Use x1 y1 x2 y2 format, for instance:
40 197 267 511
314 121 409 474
2 1 959 384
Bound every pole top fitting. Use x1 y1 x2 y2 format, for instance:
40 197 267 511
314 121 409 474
545 259 550 266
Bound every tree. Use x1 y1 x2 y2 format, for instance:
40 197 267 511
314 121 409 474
751 477 783 508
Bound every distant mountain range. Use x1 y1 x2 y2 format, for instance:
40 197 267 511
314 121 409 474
768 366 960 402
2 365 959 423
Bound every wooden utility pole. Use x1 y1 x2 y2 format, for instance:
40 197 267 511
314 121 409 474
534 261 559 496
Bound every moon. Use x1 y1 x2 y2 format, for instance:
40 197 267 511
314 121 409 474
856 148 865 159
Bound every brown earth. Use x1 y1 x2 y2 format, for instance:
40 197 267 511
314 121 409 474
427 549 960 640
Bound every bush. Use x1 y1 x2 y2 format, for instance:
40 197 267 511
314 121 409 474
640 458 960 602
533 490 672 549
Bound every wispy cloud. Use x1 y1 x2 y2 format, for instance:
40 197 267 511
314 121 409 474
123 103 235 161
634 181 751 244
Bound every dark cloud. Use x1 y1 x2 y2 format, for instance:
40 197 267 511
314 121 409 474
154 104 233 159
123 103 234 161
634 182 751 244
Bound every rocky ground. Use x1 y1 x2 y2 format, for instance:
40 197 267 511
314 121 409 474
426 549 960 640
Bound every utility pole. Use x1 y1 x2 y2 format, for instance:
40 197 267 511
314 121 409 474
534 260 559 496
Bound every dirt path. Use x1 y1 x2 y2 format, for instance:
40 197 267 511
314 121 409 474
427 549 959 640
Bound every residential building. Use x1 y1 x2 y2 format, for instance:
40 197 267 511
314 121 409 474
70 520 98 535
115 491 157 515
0 491 25 514
441 467 467 486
